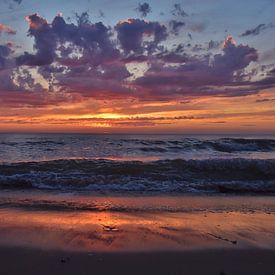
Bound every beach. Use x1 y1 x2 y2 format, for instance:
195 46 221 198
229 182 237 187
0 192 274 274
0 134 275 274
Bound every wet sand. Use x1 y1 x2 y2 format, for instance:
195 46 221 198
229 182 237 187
1 209 275 251
0 193 275 274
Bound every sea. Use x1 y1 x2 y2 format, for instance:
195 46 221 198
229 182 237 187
0 133 275 194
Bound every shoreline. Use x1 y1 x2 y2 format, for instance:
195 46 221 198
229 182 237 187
0 194 274 252
0 193 274 274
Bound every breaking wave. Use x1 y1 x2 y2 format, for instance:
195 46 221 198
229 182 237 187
0 158 275 194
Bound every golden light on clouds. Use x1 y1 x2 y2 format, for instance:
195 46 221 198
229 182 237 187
0 88 274 133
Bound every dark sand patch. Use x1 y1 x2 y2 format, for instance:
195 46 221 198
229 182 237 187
0 246 275 275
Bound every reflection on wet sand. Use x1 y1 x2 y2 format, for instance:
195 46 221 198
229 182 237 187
0 204 274 252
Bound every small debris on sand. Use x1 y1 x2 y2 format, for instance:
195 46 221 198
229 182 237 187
102 225 119 232
208 233 237 245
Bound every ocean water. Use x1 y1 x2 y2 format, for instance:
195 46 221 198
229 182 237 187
0 133 275 194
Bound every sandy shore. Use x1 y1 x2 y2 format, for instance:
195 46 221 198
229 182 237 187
0 193 274 274
1 246 275 275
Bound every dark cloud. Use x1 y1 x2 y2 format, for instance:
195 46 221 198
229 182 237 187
13 0 22 4
0 53 45 97
0 44 12 70
0 45 19 94
16 14 57 66
54 62 132 99
136 2 152 17
241 23 274 37
270 68 275 74
17 13 119 66
155 51 189 63
169 20 185 35
115 19 167 54
73 11 90 26
208 40 220 50
12 13 125 100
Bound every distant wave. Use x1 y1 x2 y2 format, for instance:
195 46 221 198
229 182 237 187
1 138 275 153
0 158 275 194
0 140 65 146
127 138 275 153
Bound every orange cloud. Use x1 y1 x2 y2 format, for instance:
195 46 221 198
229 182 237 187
0 23 16 35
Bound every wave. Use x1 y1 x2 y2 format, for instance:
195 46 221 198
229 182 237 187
0 140 65 146
200 138 275 153
0 158 275 194
1 138 275 153
128 138 275 153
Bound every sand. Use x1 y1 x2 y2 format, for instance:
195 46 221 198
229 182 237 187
0 193 275 274
1 246 275 275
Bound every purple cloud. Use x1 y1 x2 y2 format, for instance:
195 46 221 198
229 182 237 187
115 18 167 54
0 12 273 107
17 13 119 67
133 37 259 98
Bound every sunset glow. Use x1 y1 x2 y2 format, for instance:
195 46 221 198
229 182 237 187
0 0 274 133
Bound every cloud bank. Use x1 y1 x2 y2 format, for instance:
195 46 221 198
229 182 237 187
0 11 274 109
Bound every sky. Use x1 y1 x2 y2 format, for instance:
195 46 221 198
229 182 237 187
0 0 275 134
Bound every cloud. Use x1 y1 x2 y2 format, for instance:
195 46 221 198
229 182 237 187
13 0 23 4
241 23 274 37
73 11 90 26
0 12 274 109
255 98 275 103
169 20 185 35
133 36 259 98
16 14 57 66
17 13 119 66
0 24 16 35
115 18 167 54
136 2 152 17
0 44 12 70
214 36 258 75
208 40 220 50
171 3 188 17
